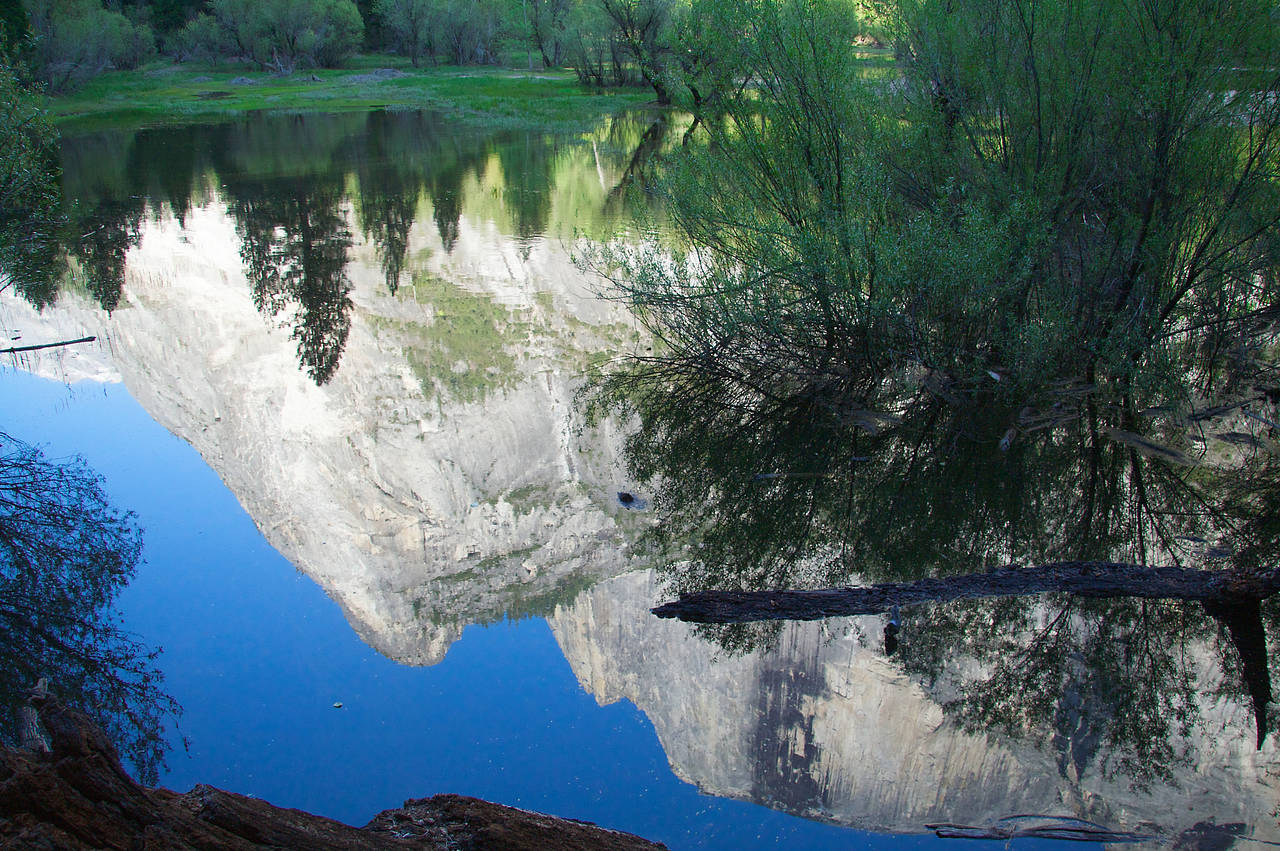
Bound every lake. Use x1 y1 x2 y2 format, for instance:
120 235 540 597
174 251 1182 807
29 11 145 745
1 109 1275 849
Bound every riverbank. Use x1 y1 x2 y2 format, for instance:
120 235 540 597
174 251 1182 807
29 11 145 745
0 692 669 850
46 57 653 133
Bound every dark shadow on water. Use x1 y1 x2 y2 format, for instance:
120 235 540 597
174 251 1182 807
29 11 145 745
588 342 1280 792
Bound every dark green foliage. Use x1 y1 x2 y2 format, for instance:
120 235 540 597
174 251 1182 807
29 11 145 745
147 0 208 35
191 0 363 71
592 0 1280 589
371 0 436 66
229 174 355 385
164 11 226 61
0 50 64 308
0 433 177 785
24 0 157 92
526 0 571 68
1 1 30 46
596 0 673 101
601 0 1280 432
888 0 1280 406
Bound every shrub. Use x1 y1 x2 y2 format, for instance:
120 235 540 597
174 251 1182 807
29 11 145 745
23 0 156 91
204 0 363 71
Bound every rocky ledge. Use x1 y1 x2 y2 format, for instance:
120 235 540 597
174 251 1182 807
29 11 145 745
0 695 665 850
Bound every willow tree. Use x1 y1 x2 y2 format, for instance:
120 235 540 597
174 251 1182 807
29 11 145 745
601 0 1280 430
889 0 1280 409
588 0 1280 596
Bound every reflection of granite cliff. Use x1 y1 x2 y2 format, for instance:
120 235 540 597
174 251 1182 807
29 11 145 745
2 199 645 665
550 571 1280 840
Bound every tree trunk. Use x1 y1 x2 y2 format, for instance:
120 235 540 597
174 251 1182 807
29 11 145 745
651 562 1280 623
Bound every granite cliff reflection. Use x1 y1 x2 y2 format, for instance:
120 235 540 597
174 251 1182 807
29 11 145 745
551 570 1277 841
7 111 665 666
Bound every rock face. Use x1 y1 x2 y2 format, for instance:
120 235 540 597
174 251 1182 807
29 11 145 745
0 694 667 850
1 198 648 666
550 571 1280 841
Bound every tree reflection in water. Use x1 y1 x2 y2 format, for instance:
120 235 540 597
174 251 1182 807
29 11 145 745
588 358 1280 788
227 175 355 386
70 198 145 313
0 433 176 785
13 110 660 387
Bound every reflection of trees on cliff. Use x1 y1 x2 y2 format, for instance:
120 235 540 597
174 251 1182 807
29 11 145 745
1 110 63 309
227 175 354 385
27 109 643 318
0 433 177 785
355 163 417 295
57 128 148 312
496 132 557 242
351 110 561 267
429 154 466 254
904 595 1215 790
595 355 1273 590
7 127 155 313
347 110 516 257
350 111 457 295
68 198 145 312
4 234 64 311
605 114 670 206
896 577 1280 787
123 125 203 225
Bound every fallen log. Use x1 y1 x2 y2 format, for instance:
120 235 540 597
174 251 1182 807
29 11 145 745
926 814 1155 843
651 562 1280 623
653 561 1279 748
0 335 96 355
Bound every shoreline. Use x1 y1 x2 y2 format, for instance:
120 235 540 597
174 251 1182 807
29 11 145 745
46 58 654 133
1 692 669 850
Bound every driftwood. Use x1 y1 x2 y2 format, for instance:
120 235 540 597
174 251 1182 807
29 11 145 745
926 815 1154 843
652 561 1277 747
651 562 1280 623
0 336 96 355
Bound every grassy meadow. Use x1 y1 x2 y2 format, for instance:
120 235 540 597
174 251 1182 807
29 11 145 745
48 56 654 132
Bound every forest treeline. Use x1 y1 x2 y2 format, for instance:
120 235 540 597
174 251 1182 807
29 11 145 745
3 0 851 93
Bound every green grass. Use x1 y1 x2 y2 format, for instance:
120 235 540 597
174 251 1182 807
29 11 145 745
48 55 652 133
372 271 530 404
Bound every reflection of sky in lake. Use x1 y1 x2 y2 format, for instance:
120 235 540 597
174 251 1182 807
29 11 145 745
3 367 1057 849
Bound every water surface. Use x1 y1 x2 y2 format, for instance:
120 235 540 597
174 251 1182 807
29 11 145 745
2 109 1275 848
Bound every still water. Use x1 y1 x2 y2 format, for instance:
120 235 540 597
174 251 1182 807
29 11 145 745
1 110 1275 848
